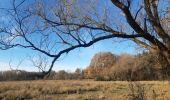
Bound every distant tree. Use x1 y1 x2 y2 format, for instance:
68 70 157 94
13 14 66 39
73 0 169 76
110 53 135 80
83 67 94 79
55 70 68 80
90 52 117 69
134 52 163 80
162 10 170 34
85 52 117 79
0 0 169 77
74 68 83 79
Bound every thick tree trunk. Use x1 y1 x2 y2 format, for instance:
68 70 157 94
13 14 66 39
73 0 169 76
164 51 170 64
156 49 170 79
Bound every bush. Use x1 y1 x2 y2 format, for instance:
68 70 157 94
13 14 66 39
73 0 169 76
128 82 146 100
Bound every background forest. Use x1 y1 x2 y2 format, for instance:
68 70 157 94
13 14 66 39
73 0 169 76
0 51 168 81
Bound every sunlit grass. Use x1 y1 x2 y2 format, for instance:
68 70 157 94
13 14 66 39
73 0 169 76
0 80 169 100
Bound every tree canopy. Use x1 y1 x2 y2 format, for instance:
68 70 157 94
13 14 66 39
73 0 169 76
0 0 170 77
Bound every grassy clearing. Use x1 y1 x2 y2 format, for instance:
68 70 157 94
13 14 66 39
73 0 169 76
0 80 169 100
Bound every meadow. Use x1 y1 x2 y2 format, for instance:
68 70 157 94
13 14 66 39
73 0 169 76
0 80 170 100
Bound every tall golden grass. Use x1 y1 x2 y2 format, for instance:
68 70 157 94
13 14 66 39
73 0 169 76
0 80 169 100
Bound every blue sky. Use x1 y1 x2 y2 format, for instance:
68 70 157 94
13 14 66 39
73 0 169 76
0 0 143 72
0 38 140 72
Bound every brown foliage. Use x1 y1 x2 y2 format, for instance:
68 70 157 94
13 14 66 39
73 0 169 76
84 52 165 81
85 52 117 79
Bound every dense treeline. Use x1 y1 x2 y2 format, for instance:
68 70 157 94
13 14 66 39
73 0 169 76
84 52 169 81
0 69 84 81
0 70 44 81
0 52 169 81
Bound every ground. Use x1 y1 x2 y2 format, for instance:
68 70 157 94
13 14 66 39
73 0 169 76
0 80 170 100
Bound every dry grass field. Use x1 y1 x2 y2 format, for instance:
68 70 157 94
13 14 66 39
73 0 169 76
0 80 170 100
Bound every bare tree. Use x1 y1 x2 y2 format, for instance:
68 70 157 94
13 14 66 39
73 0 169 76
29 53 49 73
0 0 170 77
